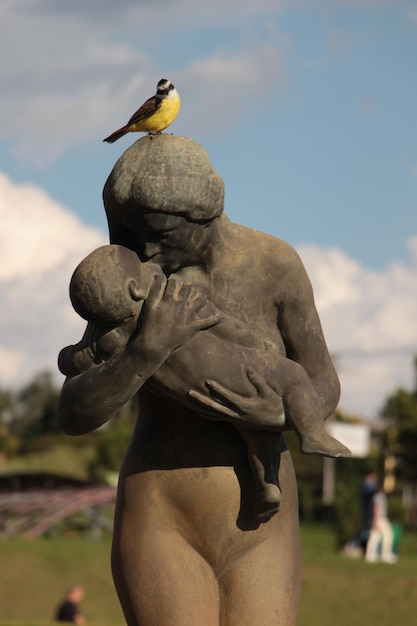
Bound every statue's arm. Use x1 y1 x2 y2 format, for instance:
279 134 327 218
209 312 274 350
277 249 340 418
57 332 167 436
57 276 223 435
187 242 339 425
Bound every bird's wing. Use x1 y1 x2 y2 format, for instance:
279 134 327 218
127 96 161 125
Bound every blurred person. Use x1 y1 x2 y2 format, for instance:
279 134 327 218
365 487 397 563
55 585 86 624
344 471 379 557
359 471 380 545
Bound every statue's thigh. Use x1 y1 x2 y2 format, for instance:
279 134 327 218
112 522 219 626
112 449 301 626
219 449 302 626
219 532 302 626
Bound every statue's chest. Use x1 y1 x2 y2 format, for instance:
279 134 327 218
173 263 285 348
207 274 284 349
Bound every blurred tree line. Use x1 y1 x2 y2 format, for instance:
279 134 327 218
380 356 417 484
1 358 417 534
0 370 137 482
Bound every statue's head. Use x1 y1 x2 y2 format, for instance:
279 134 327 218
102 135 225 273
103 134 224 223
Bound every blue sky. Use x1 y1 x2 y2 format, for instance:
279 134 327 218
1 0 417 419
3 1 416 268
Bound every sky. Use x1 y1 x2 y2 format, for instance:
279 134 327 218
1 0 417 419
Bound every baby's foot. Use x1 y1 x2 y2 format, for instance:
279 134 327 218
254 483 282 522
300 430 351 458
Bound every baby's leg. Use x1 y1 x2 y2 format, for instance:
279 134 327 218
237 428 282 522
283 363 350 458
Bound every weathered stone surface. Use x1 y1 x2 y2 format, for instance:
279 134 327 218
58 134 342 625
103 134 224 222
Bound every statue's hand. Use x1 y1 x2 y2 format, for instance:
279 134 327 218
188 368 286 430
129 274 223 359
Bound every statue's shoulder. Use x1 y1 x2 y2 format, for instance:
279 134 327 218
225 218 303 270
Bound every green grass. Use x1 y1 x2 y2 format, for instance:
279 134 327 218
6 443 97 482
0 535 123 625
1 524 417 625
299 524 417 626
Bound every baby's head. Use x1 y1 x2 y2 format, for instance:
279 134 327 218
70 244 162 325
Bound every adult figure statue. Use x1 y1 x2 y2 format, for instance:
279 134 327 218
57 135 341 626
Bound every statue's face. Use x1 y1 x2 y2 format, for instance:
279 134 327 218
123 211 212 274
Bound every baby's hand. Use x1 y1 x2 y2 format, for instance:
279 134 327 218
188 369 286 429
95 327 128 359
58 343 97 376
129 275 223 359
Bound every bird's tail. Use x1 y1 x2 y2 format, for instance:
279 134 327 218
103 126 129 144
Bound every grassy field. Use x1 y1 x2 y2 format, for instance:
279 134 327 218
298 524 417 626
1 524 417 625
0 533 123 625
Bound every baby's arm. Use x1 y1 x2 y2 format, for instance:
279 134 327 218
209 312 275 351
57 277 223 435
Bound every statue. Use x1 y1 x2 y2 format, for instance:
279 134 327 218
57 135 347 625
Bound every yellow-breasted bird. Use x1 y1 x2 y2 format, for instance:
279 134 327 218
103 78 181 143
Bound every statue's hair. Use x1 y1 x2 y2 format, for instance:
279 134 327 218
103 135 224 247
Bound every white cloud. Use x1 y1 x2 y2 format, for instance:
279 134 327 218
0 174 106 387
409 7 417 25
1 1 289 163
298 239 417 418
8 0 285 27
1 4 151 163
3 0 411 163
0 174 101 281
177 44 288 135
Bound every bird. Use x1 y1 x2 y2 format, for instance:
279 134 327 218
103 78 181 143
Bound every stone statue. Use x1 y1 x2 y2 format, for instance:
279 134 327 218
57 135 346 625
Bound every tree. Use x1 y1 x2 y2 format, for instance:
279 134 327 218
10 371 61 443
0 384 20 458
88 398 138 482
381 356 417 482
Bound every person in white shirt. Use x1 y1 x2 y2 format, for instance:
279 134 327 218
365 487 397 563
